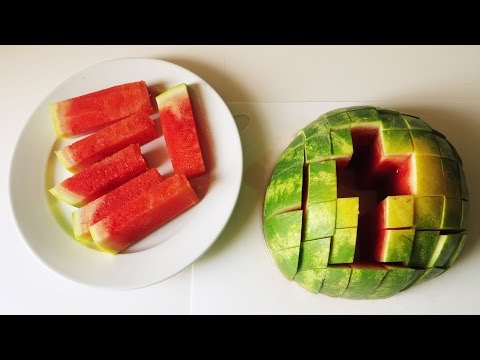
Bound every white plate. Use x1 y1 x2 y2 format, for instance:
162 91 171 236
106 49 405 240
9 58 243 290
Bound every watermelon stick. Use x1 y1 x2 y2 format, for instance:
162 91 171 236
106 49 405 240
156 84 206 178
56 112 158 173
90 173 199 254
72 169 164 243
51 81 154 138
49 144 148 207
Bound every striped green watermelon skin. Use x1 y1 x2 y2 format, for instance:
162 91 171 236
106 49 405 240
263 106 468 299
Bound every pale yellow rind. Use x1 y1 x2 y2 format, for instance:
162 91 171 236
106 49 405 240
411 155 418 194
155 83 188 105
50 103 69 139
48 184 84 207
72 210 93 243
155 83 189 118
90 222 118 255
55 148 76 173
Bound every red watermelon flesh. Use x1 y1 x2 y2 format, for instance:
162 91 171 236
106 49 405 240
368 134 410 180
358 196 414 262
49 144 147 207
357 200 383 261
342 126 412 201
354 130 412 188
387 156 413 196
350 124 379 151
90 173 199 254
56 112 158 173
72 169 164 242
51 81 154 138
156 83 206 178
334 157 352 170
339 126 417 263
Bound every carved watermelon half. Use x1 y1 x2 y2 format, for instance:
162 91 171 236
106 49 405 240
263 106 469 299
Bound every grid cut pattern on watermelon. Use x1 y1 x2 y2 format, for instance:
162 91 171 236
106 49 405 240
263 106 469 299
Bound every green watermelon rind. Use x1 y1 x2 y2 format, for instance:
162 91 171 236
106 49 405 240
263 106 468 299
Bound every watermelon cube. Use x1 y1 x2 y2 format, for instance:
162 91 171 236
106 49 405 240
377 110 409 130
329 228 357 264
402 114 432 131
319 265 352 297
330 129 353 168
306 160 337 205
390 154 445 196
404 268 445 290
335 197 359 228
263 211 302 254
427 233 465 268
298 237 331 271
377 229 415 263
325 111 351 129
272 247 301 280
367 265 415 299
441 158 461 199
435 136 456 160
304 201 336 240
414 196 444 229
408 231 440 267
362 195 414 230
274 135 304 174
409 130 441 156
442 197 463 230
304 132 332 163
294 269 326 294
444 234 467 267
263 164 303 218
342 262 387 299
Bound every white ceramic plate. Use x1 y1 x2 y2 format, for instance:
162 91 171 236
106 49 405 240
9 58 243 290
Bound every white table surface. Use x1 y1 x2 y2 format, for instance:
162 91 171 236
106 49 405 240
1 45 479 314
